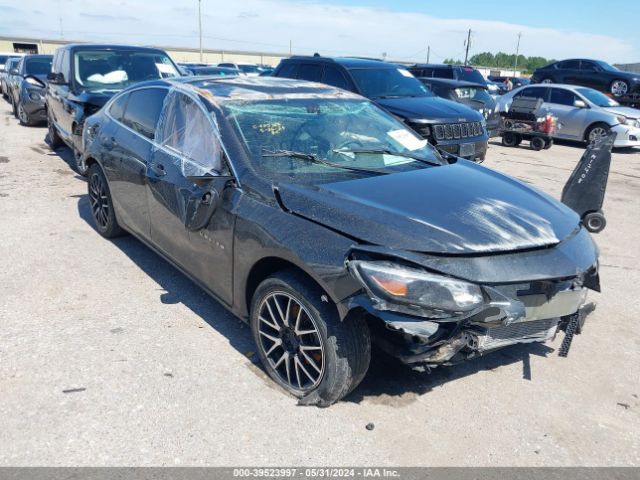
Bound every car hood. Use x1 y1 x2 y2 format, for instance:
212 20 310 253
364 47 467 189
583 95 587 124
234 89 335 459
602 105 640 119
375 96 482 123
276 160 580 255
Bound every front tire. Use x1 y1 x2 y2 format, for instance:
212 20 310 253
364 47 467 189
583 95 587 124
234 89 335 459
586 122 611 145
87 163 125 238
530 136 546 151
250 270 370 407
17 101 34 126
47 115 63 149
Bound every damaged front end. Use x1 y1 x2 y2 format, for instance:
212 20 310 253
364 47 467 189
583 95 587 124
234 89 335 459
340 229 599 366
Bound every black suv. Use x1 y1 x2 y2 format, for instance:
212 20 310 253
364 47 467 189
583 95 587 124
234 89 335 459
46 44 181 175
531 59 640 103
409 64 489 86
273 56 488 162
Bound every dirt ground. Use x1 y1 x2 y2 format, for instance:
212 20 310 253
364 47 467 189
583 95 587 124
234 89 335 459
1 100 639 466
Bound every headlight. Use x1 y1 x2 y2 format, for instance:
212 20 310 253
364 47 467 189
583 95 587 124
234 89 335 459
28 91 42 101
349 260 484 318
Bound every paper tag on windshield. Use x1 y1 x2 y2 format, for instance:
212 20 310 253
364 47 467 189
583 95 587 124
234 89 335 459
156 63 175 74
397 68 413 78
387 129 428 151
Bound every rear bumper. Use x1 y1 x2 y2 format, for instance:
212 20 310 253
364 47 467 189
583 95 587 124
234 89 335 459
612 123 640 147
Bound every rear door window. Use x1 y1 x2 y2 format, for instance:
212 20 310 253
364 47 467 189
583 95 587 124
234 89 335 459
558 60 580 69
548 88 577 106
109 93 130 121
277 62 298 79
122 88 168 140
297 63 323 82
322 66 351 90
156 91 223 176
516 86 549 102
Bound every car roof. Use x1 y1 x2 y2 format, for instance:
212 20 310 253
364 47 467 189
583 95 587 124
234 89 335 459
411 63 473 70
517 83 589 93
130 76 362 102
418 77 486 89
285 55 399 69
57 43 170 54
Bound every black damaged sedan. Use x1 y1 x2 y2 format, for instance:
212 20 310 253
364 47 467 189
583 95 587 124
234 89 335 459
82 76 599 406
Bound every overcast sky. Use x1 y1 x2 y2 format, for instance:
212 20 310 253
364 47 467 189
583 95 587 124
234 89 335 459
1 0 638 63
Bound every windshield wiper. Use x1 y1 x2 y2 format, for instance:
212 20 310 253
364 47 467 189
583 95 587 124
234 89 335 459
261 149 388 175
332 148 442 167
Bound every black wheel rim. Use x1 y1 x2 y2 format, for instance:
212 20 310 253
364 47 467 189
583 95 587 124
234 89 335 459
89 172 110 229
257 292 325 392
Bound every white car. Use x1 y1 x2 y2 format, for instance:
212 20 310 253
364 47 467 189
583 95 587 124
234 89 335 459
498 83 640 148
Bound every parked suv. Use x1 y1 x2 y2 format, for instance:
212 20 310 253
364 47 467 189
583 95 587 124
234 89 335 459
531 59 640 103
6 54 53 126
46 44 181 174
418 78 500 137
409 64 488 85
273 57 488 161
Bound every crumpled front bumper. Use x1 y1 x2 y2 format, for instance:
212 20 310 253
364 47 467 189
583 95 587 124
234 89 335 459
612 123 640 148
20 87 47 121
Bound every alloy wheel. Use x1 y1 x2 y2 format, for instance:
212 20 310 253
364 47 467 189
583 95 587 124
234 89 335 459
89 172 110 229
589 126 609 144
541 78 553 84
257 291 325 392
17 103 29 124
610 80 628 97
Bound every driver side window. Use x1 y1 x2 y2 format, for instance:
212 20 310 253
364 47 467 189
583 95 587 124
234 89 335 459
156 91 224 177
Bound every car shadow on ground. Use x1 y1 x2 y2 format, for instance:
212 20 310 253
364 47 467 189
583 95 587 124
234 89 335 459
73 194 557 406
44 141 87 179
489 138 638 155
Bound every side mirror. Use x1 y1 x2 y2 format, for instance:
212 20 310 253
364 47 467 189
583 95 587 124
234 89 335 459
574 99 587 108
184 175 233 231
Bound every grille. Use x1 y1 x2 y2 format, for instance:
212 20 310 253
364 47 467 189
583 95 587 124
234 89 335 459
434 121 483 140
474 318 558 352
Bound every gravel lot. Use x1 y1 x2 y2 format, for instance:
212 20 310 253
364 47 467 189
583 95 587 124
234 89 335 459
1 99 639 466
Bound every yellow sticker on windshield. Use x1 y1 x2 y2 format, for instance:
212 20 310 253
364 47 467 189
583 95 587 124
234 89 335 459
253 122 285 135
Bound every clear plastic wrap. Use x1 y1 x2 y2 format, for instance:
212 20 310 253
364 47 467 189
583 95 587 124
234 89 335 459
155 87 223 177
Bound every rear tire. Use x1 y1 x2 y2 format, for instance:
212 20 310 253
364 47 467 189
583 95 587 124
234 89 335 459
87 163 125 238
610 79 629 98
250 270 370 407
530 136 546 151
502 131 519 147
544 138 554 149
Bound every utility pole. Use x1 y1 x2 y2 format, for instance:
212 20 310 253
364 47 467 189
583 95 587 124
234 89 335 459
513 32 522 76
198 0 203 62
289 40 292 56
426 45 430 63
464 29 472 66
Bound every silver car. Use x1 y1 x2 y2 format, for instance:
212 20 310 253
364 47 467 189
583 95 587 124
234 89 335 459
498 84 640 148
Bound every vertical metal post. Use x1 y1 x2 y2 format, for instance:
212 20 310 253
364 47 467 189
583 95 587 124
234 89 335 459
426 45 430 63
514 32 522 76
464 29 472 66
198 0 203 62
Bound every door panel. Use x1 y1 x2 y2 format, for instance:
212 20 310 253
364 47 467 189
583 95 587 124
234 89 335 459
103 122 152 237
147 147 235 305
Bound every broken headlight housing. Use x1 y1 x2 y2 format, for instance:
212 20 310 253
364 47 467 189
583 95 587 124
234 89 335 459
349 260 485 319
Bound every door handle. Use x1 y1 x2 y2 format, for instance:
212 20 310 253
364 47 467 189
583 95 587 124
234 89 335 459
150 163 167 177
